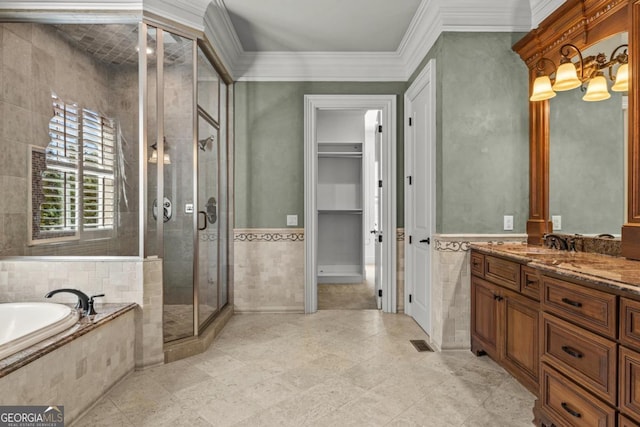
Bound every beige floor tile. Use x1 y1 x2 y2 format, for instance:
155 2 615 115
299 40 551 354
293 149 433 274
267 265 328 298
76 311 536 427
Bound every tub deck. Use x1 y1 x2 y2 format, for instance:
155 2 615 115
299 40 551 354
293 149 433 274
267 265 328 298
0 303 136 378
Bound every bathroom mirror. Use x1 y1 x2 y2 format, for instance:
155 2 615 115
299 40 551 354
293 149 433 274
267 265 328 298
548 33 627 236
513 0 640 253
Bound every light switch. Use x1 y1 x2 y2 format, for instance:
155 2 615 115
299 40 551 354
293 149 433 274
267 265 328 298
552 215 562 231
503 215 514 231
287 215 298 226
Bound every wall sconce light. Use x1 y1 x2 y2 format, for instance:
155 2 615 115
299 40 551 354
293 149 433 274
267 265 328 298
530 43 629 102
148 137 171 164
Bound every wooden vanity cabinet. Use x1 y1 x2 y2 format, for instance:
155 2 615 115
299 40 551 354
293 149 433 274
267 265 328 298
470 251 539 393
620 298 640 424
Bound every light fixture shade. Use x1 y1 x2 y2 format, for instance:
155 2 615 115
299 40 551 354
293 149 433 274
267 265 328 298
530 75 556 101
148 150 158 163
552 62 582 91
582 75 611 101
612 63 629 92
163 153 171 164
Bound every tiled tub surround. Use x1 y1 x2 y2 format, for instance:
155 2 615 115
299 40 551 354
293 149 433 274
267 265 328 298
234 228 408 313
0 306 135 425
430 234 527 351
0 258 163 368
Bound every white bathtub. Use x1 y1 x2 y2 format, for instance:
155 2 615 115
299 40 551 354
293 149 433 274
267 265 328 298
0 302 80 360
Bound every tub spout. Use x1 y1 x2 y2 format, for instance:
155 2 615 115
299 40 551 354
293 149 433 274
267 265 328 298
45 288 90 315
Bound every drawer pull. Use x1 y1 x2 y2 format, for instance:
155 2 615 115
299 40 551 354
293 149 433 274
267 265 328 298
472 261 480 267
561 298 582 308
560 402 581 418
525 279 537 286
493 294 504 302
561 345 583 359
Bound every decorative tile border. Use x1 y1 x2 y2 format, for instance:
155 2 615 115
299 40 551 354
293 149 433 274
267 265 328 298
234 228 304 242
434 234 527 252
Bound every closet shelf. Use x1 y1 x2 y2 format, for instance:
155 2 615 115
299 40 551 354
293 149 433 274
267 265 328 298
318 209 362 214
318 152 362 158
317 140 364 145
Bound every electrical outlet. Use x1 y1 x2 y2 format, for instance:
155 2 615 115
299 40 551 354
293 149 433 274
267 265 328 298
286 215 298 226
503 215 514 231
552 215 562 231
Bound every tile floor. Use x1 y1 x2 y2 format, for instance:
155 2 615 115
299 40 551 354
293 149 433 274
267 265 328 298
75 310 535 427
318 265 377 310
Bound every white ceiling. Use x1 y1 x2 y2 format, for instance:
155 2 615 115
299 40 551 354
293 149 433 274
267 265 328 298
223 0 422 52
0 0 568 80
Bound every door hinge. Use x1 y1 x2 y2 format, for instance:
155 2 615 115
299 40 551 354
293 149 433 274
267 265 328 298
378 235 383 243
409 294 412 303
409 235 412 244
378 289 383 297
409 117 412 126
378 125 383 133
378 180 383 188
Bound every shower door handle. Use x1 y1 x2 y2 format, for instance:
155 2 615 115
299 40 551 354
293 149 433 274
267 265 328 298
198 211 208 231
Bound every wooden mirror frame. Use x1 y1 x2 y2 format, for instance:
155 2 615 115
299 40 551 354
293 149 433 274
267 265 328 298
514 0 640 258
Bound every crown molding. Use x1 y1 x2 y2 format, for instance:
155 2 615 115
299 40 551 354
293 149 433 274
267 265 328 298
217 0 534 82
0 1 142 10
530 0 566 28
203 0 244 78
144 0 209 31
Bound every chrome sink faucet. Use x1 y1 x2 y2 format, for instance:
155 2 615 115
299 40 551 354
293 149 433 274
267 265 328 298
45 288 105 316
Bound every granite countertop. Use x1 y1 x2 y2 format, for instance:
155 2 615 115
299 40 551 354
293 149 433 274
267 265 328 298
0 303 137 378
471 242 640 297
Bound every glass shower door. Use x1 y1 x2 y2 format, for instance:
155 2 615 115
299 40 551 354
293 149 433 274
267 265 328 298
197 117 219 327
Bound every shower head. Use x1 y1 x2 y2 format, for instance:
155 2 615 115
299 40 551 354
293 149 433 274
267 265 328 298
198 135 214 151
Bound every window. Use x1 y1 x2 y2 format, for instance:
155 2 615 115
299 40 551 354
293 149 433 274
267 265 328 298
31 95 116 242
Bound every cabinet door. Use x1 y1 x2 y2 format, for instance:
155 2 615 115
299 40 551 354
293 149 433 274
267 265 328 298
620 346 640 422
471 277 499 359
502 289 539 393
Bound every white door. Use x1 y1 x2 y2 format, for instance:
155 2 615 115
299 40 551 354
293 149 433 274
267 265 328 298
374 111 382 309
405 60 436 335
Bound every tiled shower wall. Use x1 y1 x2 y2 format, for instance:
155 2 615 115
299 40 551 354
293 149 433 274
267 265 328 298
430 234 526 350
0 23 139 257
0 258 163 368
233 228 407 313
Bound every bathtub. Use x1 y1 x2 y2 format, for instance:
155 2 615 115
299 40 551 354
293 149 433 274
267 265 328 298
0 302 79 360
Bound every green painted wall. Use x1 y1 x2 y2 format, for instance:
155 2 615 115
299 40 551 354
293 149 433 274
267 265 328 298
408 32 529 234
235 33 530 233
234 82 406 228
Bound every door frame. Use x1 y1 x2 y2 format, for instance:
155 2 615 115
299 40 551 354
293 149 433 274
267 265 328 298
304 95 397 313
404 60 436 333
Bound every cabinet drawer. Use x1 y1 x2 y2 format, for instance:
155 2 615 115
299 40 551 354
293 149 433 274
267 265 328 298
542 313 617 405
619 413 640 427
621 298 640 352
541 364 615 427
521 265 540 301
542 276 617 338
620 346 640 422
485 255 520 291
470 252 484 277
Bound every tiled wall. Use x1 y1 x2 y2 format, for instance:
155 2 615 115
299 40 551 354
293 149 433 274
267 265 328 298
0 22 139 257
0 258 163 368
233 228 407 313
0 310 135 424
430 234 526 350
233 228 305 312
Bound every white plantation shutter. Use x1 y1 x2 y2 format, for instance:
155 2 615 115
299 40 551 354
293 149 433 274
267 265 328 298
40 96 80 232
82 108 115 230
37 95 116 237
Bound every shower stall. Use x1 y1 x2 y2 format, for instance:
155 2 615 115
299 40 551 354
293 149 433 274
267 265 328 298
0 17 232 344
142 23 231 342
